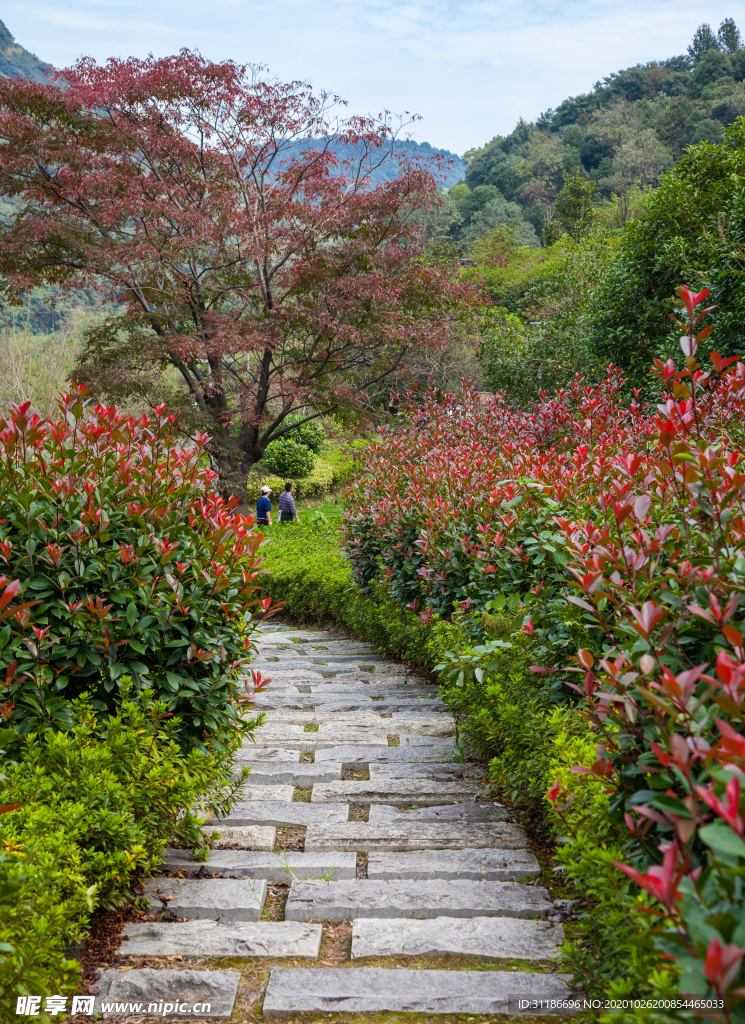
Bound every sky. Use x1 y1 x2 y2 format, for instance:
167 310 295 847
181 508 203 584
3 1 743 154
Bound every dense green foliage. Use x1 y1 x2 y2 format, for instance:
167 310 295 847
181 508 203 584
0 690 246 1020
249 461 334 503
261 436 317 478
0 390 267 749
476 230 618 403
585 119 745 382
282 416 326 453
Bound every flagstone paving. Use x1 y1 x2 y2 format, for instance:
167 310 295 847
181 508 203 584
160 849 357 880
304 821 528 851
311 779 481 805
212 799 350 827
144 877 268 921
284 878 552 921
351 916 565 959
94 622 571 1018
121 920 323 958
261 966 575 1015
366 848 541 880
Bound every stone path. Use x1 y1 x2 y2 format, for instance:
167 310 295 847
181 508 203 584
102 624 574 1018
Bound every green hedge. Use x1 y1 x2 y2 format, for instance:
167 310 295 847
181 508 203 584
247 459 335 503
0 690 248 1020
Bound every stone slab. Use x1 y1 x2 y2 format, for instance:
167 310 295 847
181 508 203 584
93 968 240 1018
386 716 455 737
261 711 386 726
308 684 441 696
314 745 456 766
234 784 295 802
305 821 528 852
199 826 276 851
369 763 485 782
234 746 301 762
367 848 541 880
352 916 565 960
243 682 301 692
121 920 323 959
368 803 511 823
215 801 349 827
161 849 357 881
247 724 306 740
253 731 392 749
399 733 455 746
231 763 343 787
311 780 480 806
144 877 267 921
284 878 551 921
314 700 438 714
261 967 576 1015
251 698 316 711
253 654 388 666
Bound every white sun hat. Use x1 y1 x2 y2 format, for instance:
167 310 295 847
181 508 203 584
261 485 272 493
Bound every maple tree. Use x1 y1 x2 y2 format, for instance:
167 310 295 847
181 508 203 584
0 52 468 492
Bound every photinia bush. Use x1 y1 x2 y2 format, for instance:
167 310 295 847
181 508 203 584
346 286 745 1012
0 387 271 749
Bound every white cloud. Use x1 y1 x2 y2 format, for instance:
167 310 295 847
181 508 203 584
3 0 740 152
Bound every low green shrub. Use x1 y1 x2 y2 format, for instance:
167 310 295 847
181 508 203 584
0 847 85 1024
282 416 326 453
248 460 334 504
0 688 247 1018
261 436 316 477
555 836 678 1019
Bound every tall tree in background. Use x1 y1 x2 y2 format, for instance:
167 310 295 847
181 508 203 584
718 17 742 54
553 168 597 242
688 24 721 63
0 53 468 493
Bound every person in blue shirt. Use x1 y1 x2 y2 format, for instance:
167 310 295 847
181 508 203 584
257 485 272 526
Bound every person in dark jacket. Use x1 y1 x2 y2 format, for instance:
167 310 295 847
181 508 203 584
278 481 300 524
256 485 272 526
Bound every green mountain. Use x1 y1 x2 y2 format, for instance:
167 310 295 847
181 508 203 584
0 18 53 84
459 18 745 238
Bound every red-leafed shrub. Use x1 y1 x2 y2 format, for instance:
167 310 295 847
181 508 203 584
345 287 745 1010
0 388 269 749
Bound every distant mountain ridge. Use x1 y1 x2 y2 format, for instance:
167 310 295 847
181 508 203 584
0 18 53 84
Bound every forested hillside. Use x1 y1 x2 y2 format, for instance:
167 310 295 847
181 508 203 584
463 19 743 234
417 18 745 409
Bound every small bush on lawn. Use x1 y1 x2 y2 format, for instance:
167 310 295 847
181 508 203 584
261 436 316 477
0 388 268 749
0 687 246 1020
283 416 326 453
